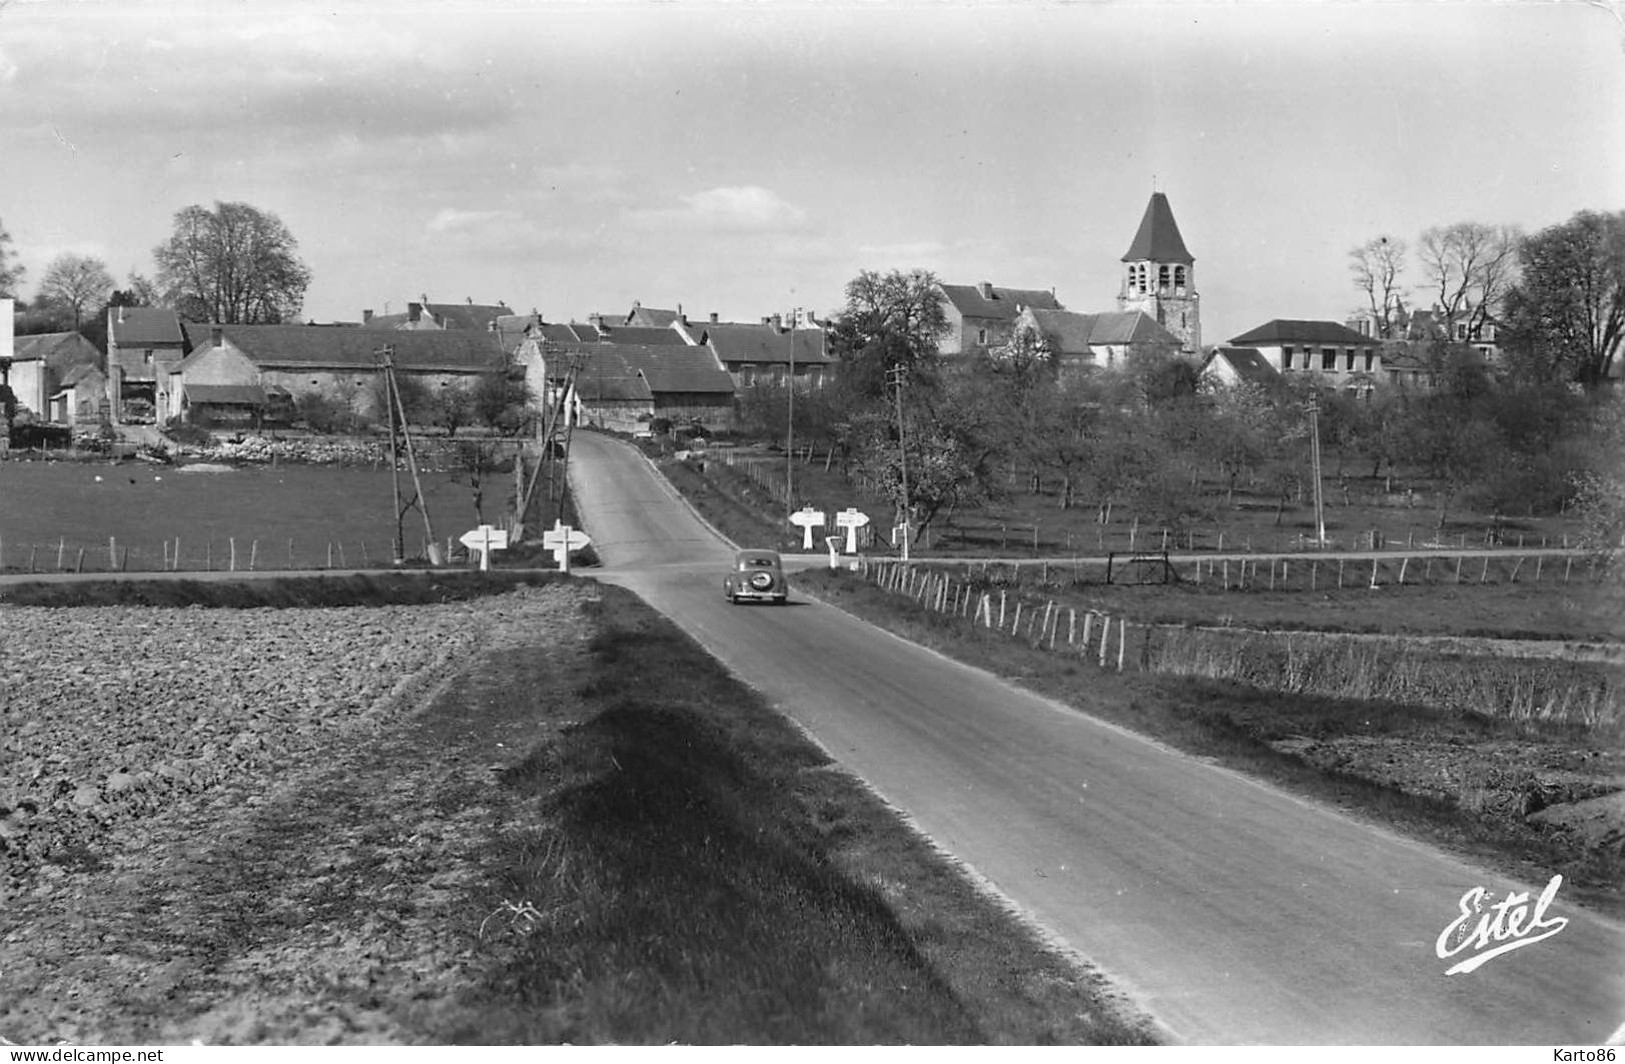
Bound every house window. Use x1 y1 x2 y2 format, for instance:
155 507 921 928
1344 349 1355 371
1454 322 1469 341
977 328 988 345
1281 346 1294 371
1321 348 1337 371
143 351 153 365
1364 351 1375 371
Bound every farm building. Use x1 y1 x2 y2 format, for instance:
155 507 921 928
521 338 737 432
1008 306 1183 372
936 281 1065 355
2 331 103 423
107 306 188 423
169 323 508 424
695 319 834 390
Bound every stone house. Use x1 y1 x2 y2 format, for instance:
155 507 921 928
3 331 102 423
52 364 110 428
694 320 834 390
107 306 188 423
936 282 1064 355
169 323 508 425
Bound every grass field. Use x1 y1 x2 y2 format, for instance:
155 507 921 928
0 456 566 572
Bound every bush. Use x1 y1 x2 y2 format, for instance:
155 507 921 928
164 423 215 447
9 423 72 449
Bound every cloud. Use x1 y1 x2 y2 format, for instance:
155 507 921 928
427 208 517 234
625 185 809 233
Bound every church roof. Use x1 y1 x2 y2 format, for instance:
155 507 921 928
1024 308 1180 353
1122 192 1193 265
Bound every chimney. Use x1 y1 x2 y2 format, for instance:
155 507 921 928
710 312 719 324
210 325 223 348
117 306 125 324
772 313 783 331
977 281 994 300
363 309 373 324
408 302 422 323
761 316 772 326
467 296 474 305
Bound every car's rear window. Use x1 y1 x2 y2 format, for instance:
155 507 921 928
740 556 778 568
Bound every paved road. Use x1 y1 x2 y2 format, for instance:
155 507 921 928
568 429 1625 1046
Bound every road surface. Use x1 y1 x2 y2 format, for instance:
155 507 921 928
567 429 1624 1046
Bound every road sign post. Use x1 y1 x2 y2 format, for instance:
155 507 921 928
834 507 870 554
541 520 592 573
789 506 826 551
459 524 510 572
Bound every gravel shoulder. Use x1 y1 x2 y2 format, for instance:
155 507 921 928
0 582 597 1045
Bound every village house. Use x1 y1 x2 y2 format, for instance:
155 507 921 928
692 318 833 390
2 330 102 424
936 282 1064 355
1227 319 1383 396
107 306 188 423
539 342 737 432
1198 347 1284 392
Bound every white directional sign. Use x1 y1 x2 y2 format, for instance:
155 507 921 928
459 524 509 572
833 507 870 554
541 520 592 573
788 505 826 551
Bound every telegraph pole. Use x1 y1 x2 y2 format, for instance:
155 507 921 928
888 364 910 562
786 307 797 514
1308 396 1327 545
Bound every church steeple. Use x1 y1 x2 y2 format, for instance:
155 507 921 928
1118 191 1200 354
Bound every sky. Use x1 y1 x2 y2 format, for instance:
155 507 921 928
1 0 1621 345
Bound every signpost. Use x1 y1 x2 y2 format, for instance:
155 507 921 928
789 506 826 551
825 535 843 570
834 507 870 554
459 524 509 572
541 520 592 573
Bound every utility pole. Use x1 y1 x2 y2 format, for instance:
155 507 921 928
1308 395 1326 545
377 345 440 564
786 307 797 514
888 364 910 562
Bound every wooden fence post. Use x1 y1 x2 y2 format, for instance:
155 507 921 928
1098 615 1109 667
230 537 237 572
1081 611 1094 651
1117 618 1127 672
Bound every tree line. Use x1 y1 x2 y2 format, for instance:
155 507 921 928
1 200 313 349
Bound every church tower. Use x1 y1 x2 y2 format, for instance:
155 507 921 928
1118 191 1200 355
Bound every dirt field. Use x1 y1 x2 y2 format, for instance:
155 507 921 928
0 582 594 1044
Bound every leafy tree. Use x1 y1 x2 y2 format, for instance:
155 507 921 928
432 381 477 437
472 367 533 435
1349 235 1407 338
0 215 23 298
827 268 947 403
36 253 114 331
153 201 312 323
372 372 435 428
1499 209 1625 390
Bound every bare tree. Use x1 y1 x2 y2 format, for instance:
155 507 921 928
1348 235 1407 338
37 253 114 330
154 201 312 323
1417 222 1520 336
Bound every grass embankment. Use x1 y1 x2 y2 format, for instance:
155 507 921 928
448 587 1154 1044
795 567 1625 919
7 573 1154 1044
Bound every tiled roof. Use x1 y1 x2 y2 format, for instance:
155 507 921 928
424 302 513 330
12 331 101 369
937 283 1063 320
59 363 105 388
182 323 506 373
183 383 268 406
1023 309 1180 352
1122 192 1194 264
1229 319 1377 346
624 305 681 327
564 342 736 397
109 307 185 347
598 325 692 346
574 350 654 403
702 322 833 366
1202 347 1281 388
